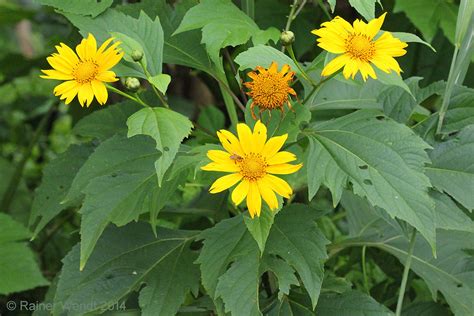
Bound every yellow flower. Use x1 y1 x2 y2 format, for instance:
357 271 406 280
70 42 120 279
244 62 296 119
311 13 407 81
201 121 302 218
41 33 123 107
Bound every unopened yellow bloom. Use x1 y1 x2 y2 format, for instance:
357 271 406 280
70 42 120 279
41 34 123 107
244 62 296 119
201 121 302 218
311 13 407 81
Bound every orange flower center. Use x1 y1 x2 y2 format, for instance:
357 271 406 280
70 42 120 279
247 73 291 110
235 153 267 181
345 34 375 61
73 60 99 84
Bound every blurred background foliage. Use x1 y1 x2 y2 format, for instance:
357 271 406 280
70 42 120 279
0 0 471 314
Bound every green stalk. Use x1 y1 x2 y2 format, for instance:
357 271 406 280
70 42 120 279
362 246 370 294
106 84 150 108
139 60 170 108
395 229 417 316
241 0 255 19
1 104 55 213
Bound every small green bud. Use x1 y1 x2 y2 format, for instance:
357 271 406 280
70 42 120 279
280 30 295 46
125 77 140 92
131 50 144 62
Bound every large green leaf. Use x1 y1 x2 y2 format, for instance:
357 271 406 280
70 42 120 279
394 0 458 43
244 206 278 254
64 10 164 77
127 107 193 186
431 191 474 233
265 204 329 309
39 0 112 18
235 45 298 75
53 222 199 316
348 0 380 21
378 77 421 123
0 213 48 295
175 0 277 66
426 125 474 211
63 135 182 269
29 144 94 238
307 110 436 250
316 290 393 315
72 101 141 141
342 194 474 316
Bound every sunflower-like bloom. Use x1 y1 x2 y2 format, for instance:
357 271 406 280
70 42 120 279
201 121 302 217
244 62 296 119
41 34 123 107
311 13 407 81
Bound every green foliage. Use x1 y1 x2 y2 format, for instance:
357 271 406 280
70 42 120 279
38 0 113 18
0 213 48 295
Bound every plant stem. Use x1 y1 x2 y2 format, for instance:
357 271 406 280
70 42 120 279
281 0 307 52
214 73 246 113
139 60 170 108
287 45 317 85
106 84 150 108
362 246 370 294
317 0 332 20
241 0 255 19
1 103 55 213
223 48 248 104
395 229 417 316
436 46 458 135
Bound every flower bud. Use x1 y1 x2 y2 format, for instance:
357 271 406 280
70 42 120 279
280 30 295 46
131 50 143 62
125 77 140 92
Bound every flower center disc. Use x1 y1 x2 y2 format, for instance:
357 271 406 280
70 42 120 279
346 34 375 61
237 153 267 181
74 61 99 84
252 74 288 109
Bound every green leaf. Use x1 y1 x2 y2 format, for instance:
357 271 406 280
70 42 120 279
402 301 452 316
374 67 413 96
426 125 474 211
38 0 112 18
244 206 278 254
29 144 94 238
62 135 182 269
197 106 225 134
53 222 199 316
263 256 299 300
441 86 474 135
72 101 141 141
343 197 474 316
348 0 380 21
391 32 436 52
0 213 48 295
235 45 298 75
149 74 172 94
197 215 260 314
127 107 193 186
266 204 329 309
431 191 474 233
174 0 271 66
316 290 393 315
64 10 164 77
307 110 436 250
327 0 336 12
394 0 458 43
110 31 149 70
378 77 421 123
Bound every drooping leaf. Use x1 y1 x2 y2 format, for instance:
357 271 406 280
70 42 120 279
53 222 199 316
391 32 436 51
126 107 193 186
262 255 299 300
149 74 171 94
38 0 112 18
235 45 299 75
266 204 329 309
307 110 436 249
0 213 48 295
426 125 474 211
431 191 474 233
316 290 393 316
348 0 380 21
244 206 278 254
29 143 95 238
378 77 421 123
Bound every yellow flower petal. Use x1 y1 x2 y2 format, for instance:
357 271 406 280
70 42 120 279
47 56 73 74
201 162 239 173
232 179 249 206
246 181 262 218
96 71 119 83
267 151 297 165
257 180 279 210
262 134 288 159
252 120 267 152
237 123 254 153
267 163 303 175
40 69 74 80
366 12 386 39
261 175 292 198
217 130 244 155
91 80 108 105
210 173 242 194
207 150 232 163
321 54 350 77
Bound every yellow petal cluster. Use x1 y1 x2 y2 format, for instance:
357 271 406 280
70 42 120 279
312 13 407 81
41 34 123 107
202 121 302 218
